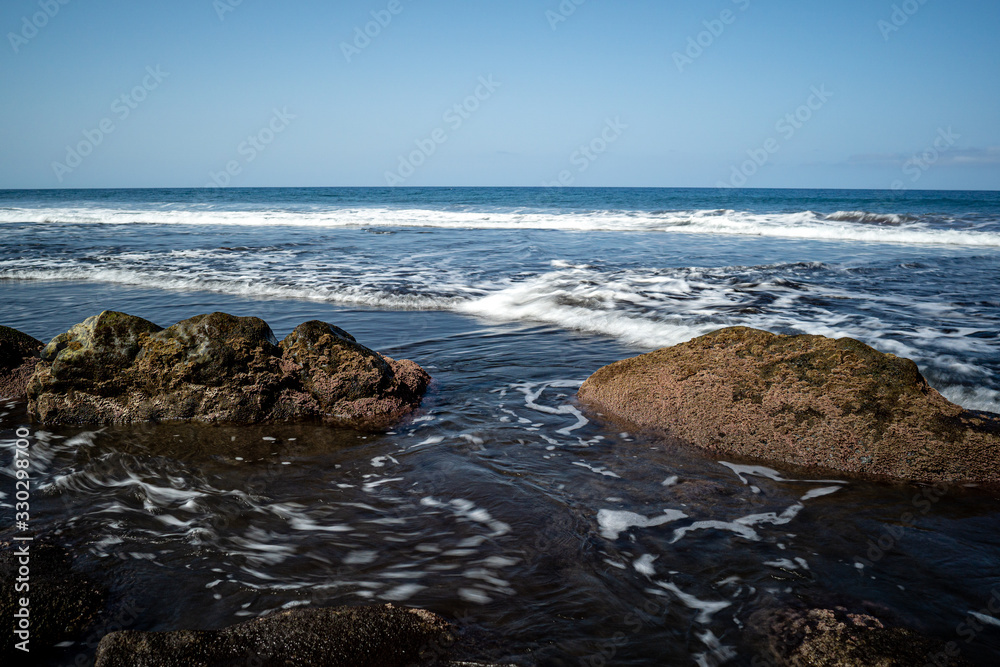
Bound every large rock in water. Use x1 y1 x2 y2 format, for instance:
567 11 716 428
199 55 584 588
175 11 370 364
27 311 429 429
0 325 42 399
94 604 508 667
578 327 1000 484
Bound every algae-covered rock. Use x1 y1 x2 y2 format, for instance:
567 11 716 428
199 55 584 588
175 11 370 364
94 604 491 667
40 311 163 385
578 326 1000 483
0 325 42 399
27 311 429 429
280 320 430 429
748 606 972 667
140 312 280 387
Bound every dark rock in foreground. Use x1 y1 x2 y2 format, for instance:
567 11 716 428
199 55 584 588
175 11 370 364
748 606 972 666
0 325 42 399
0 540 106 662
28 311 430 429
94 604 511 667
578 327 1000 484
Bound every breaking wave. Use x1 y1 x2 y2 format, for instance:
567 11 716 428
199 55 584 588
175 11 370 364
1 206 999 247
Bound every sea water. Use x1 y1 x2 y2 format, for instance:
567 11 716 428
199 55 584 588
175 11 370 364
1 187 999 665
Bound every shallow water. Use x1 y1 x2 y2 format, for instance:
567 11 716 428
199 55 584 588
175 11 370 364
2 288 1000 666
2 187 1000 665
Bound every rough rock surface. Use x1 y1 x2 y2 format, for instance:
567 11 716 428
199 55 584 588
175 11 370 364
28 311 430 429
94 604 505 667
0 540 106 662
748 606 971 667
578 327 1000 483
0 325 42 399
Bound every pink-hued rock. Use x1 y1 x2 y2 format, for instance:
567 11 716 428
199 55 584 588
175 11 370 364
27 312 429 429
748 606 972 667
94 604 455 667
578 327 1000 484
0 325 42 399
94 603 516 667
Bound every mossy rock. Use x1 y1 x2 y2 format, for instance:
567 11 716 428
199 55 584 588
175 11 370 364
748 606 972 667
27 312 429 428
138 312 281 388
40 311 162 385
281 320 392 405
579 326 1000 484
95 604 454 667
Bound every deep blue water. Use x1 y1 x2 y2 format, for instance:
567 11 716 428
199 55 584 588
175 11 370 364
1 187 999 665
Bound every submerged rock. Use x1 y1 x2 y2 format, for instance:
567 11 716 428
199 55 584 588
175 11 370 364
748 606 971 667
94 604 510 667
28 312 429 429
578 327 1000 484
0 325 42 399
0 540 106 662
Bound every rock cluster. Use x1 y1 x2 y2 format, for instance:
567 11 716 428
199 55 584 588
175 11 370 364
25 311 429 429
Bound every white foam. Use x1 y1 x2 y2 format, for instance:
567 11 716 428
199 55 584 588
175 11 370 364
670 520 761 543
286 516 353 533
458 588 493 604
597 509 688 540
939 386 1000 414
421 497 511 536
571 462 621 478
969 612 1000 628
381 583 425 602
3 205 997 246
343 550 379 565
655 580 731 623
362 477 404 492
764 557 810 571
800 486 842 501
510 381 589 435
370 455 398 468
694 629 738 667
633 554 659 576
720 462 847 486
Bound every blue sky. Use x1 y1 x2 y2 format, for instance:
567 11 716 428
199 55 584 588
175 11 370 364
1 0 997 189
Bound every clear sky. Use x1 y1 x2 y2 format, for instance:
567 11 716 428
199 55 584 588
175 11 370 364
1 0 997 190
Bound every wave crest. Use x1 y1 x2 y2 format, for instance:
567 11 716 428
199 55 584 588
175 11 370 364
824 211 917 225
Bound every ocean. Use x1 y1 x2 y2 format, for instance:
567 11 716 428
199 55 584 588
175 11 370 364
2 187 1000 665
